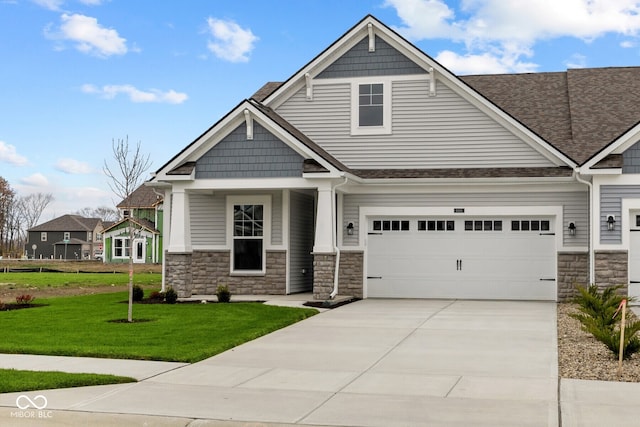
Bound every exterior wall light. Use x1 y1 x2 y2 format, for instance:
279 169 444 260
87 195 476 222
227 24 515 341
607 215 616 231
346 222 354 235
568 222 576 236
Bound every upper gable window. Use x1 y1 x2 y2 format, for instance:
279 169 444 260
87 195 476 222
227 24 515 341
351 79 391 135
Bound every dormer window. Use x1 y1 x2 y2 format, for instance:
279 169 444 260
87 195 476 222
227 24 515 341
123 210 130 218
351 78 391 135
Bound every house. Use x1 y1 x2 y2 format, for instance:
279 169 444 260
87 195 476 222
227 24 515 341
25 215 103 260
102 185 163 264
148 15 640 302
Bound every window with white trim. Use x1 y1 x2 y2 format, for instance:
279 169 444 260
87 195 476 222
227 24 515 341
63 232 70 241
228 195 271 274
351 79 391 135
41 232 47 242
113 237 130 258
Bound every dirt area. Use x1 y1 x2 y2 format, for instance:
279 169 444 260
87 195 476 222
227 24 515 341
558 303 640 382
0 284 132 300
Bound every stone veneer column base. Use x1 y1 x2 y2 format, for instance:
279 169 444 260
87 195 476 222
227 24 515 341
313 253 336 300
338 251 364 298
557 252 589 302
165 252 193 298
594 250 628 293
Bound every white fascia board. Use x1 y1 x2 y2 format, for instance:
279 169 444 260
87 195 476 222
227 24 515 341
581 121 640 170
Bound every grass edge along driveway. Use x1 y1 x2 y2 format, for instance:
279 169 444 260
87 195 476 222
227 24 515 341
0 292 318 363
0 369 136 394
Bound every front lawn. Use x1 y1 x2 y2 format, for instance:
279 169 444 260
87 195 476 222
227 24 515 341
0 272 161 289
0 292 317 363
0 369 135 393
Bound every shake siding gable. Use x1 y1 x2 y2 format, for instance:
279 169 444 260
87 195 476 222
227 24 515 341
316 36 426 78
195 122 304 179
623 141 640 173
276 80 555 169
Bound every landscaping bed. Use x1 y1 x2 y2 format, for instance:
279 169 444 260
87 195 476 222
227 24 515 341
558 303 640 382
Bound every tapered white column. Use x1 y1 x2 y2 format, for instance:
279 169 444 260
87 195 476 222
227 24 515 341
168 187 191 253
314 184 335 253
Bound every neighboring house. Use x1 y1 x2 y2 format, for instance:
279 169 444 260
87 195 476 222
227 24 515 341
25 215 103 260
148 15 640 302
102 185 163 264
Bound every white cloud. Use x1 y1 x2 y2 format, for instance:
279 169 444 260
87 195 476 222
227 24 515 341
32 0 64 10
385 0 640 73
82 83 188 104
206 17 258 63
20 173 49 187
0 141 28 166
564 53 588 69
46 13 127 57
55 158 93 174
621 40 637 48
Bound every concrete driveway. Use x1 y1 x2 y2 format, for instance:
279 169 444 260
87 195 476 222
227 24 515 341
0 299 558 426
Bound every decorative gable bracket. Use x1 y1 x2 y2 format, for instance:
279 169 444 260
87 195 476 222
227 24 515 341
305 73 313 101
368 23 375 52
244 109 253 140
429 67 436 97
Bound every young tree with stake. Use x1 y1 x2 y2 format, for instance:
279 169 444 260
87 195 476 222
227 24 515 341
103 137 152 322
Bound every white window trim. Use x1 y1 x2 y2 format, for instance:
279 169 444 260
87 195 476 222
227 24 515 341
350 77 392 136
113 236 130 259
226 195 272 275
63 232 70 241
41 232 47 242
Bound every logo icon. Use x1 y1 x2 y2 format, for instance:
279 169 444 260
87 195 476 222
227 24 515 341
16 395 48 410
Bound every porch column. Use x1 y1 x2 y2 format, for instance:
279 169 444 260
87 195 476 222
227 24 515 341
168 187 191 253
313 184 335 253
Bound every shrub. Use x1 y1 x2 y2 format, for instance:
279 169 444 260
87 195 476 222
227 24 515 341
15 294 35 305
0 299 4 310
216 285 231 303
572 284 640 359
132 285 144 302
165 287 178 304
149 290 165 301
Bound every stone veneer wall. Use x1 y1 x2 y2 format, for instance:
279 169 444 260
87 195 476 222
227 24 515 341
337 250 364 298
313 253 336 300
557 252 589 301
165 252 193 297
594 250 628 292
166 250 287 297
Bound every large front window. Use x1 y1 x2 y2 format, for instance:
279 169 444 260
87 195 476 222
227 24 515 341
113 237 130 258
233 204 263 271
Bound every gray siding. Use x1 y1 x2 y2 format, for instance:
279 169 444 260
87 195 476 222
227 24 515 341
189 190 283 247
195 123 303 179
277 80 555 169
623 141 640 173
317 36 426 79
600 185 640 244
289 191 315 293
343 191 588 247
190 192 226 246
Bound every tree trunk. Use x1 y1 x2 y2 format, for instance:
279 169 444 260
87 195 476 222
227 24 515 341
128 218 134 322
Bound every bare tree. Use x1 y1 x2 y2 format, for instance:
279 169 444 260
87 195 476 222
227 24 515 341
0 177 16 256
104 137 152 322
76 206 119 222
21 193 54 231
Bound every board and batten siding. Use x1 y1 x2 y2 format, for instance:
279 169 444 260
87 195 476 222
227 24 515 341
600 185 640 244
189 190 283 247
276 80 555 169
342 191 588 248
288 191 315 293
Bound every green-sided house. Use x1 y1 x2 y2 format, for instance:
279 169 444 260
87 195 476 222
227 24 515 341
102 185 163 264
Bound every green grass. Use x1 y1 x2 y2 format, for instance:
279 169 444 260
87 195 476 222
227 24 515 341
0 369 136 393
0 292 317 363
0 272 161 289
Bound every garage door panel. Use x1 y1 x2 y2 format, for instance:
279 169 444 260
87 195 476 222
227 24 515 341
366 217 556 301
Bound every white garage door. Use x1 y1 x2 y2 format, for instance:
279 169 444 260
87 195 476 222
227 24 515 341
366 217 556 300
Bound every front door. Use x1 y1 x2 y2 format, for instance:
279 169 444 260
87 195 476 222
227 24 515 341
629 211 640 304
133 239 145 263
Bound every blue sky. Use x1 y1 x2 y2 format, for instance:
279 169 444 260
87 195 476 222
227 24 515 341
3 0 640 221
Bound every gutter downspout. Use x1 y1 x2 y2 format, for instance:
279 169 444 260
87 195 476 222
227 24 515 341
574 169 595 284
330 176 348 299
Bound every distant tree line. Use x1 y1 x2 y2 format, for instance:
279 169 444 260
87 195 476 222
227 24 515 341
0 176 120 258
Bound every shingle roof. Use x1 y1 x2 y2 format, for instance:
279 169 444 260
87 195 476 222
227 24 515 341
117 184 163 208
253 66 640 166
29 215 101 232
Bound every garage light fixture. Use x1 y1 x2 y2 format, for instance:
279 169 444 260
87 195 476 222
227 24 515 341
346 222 354 235
568 222 576 236
607 215 616 231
